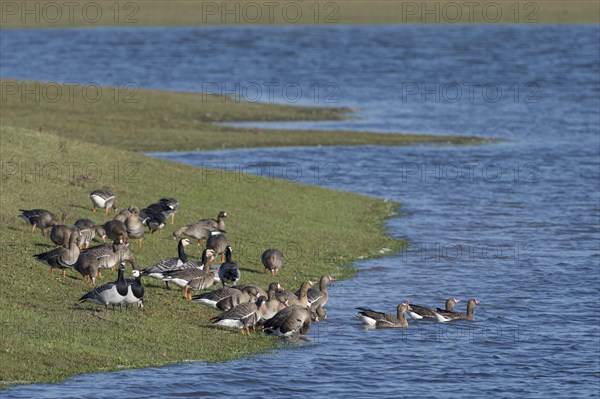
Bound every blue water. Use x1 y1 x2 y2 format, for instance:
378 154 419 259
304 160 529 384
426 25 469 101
1 25 599 398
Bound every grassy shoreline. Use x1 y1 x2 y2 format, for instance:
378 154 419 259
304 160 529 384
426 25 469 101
0 79 493 152
0 0 598 28
1 79 483 385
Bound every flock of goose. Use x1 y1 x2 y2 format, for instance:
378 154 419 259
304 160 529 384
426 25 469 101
19 189 336 337
19 189 479 338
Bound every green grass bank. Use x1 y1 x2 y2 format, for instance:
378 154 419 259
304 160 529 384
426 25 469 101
0 79 489 385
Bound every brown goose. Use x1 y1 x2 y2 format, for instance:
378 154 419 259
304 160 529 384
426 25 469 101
211 296 267 335
19 209 59 235
356 302 411 328
407 298 460 320
262 304 313 337
125 206 146 249
261 248 284 277
89 189 117 215
33 229 80 277
172 222 214 246
192 286 260 311
278 280 314 308
298 275 335 319
434 299 479 322
161 249 216 300
50 224 80 247
102 209 130 243
206 233 230 263
198 211 228 232
79 240 137 279
74 218 106 249
261 282 287 320
234 284 267 298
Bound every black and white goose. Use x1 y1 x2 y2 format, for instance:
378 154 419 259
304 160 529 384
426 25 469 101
356 302 411 328
79 263 129 311
144 198 179 225
34 229 80 277
218 246 240 287
123 270 144 312
407 298 460 320
434 299 479 322
141 238 191 289
211 296 267 335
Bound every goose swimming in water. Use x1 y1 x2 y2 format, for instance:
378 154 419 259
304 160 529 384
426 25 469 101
407 298 460 320
356 302 411 328
434 299 479 322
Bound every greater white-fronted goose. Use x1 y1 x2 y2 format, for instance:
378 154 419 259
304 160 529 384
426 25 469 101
235 284 267 298
50 224 80 247
218 246 240 287
407 298 460 320
261 248 284 277
124 206 146 249
262 282 287 321
172 222 214 246
198 211 228 232
192 286 260 311
262 304 313 337
34 229 80 277
74 253 101 285
161 249 216 300
74 218 106 249
89 189 117 215
278 280 314 308
141 238 191 289
298 275 335 319
79 263 128 311
123 269 144 312
78 240 138 280
206 233 230 262
434 299 479 322
211 296 267 335
102 217 129 243
19 209 59 235
356 302 411 328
